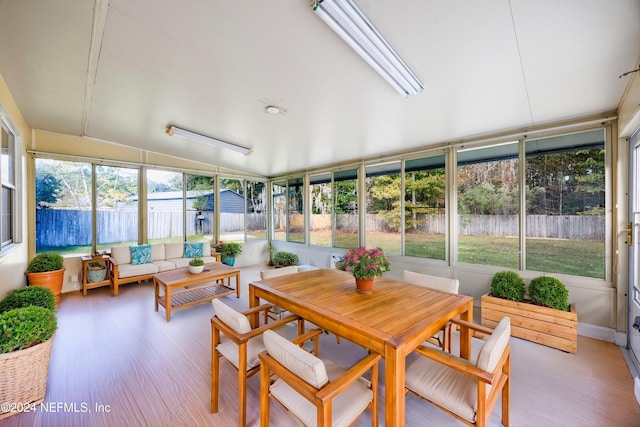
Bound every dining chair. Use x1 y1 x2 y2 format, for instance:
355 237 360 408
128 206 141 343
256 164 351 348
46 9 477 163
210 298 302 427
405 317 511 427
403 269 460 348
259 329 381 427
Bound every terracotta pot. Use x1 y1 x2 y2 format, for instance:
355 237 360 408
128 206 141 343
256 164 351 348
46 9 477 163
25 268 65 307
355 277 374 294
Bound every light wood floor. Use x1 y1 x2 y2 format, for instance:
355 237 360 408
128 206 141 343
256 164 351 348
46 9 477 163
2 264 640 427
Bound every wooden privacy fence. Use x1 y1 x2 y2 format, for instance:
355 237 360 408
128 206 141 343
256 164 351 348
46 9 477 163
36 210 266 248
37 210 603 248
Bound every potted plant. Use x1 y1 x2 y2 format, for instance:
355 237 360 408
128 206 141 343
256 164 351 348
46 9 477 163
0 287 57 419
335 247 390 294
481 271 577 353
214 241 242 266
87 261 107 283
188 256 205 274
272 251 299 267
25 252 65 307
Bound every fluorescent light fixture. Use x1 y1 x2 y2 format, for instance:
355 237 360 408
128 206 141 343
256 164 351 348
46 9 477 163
312 0 423 97
166 125 253 156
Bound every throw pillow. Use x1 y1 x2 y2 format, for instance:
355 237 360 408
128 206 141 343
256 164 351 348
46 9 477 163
130 244 152 265
183 242 204 258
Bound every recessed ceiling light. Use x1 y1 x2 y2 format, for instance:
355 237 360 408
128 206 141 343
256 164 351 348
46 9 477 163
265 105 280 114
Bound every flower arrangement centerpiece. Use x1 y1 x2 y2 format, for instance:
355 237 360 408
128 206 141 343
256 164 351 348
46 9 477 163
336 247 390 294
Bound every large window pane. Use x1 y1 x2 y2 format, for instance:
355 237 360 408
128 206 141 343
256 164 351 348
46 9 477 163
246 181 267 240
310 173 332 247
96 166 139 251
457 142 519 268
287 177 304 243
147 169 183 243
220 178 245 242
525 129 605 278
366 162 401 255
405 155 446 259
334 169 358 248
186 174 214 243
272 180 286 241
1 124 14 247
35 159 92 254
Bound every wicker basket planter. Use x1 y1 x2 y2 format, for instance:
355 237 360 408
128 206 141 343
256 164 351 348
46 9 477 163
481 294 577 353
0 334 55 419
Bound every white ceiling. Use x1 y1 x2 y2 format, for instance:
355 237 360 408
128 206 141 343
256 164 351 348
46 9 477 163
0 0 638 177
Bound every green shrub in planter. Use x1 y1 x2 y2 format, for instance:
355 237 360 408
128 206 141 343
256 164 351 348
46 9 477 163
189 257 205 267
27 252 64 273
528 275 569 311
0 286 56 313
0 306 57 353
489 271 525 302
273 251 298 267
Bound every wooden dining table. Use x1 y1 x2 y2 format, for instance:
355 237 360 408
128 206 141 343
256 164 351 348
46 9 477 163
248 268 474 427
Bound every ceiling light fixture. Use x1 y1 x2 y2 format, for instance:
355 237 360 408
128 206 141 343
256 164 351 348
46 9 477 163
265 105 280 114
166 125 253 156
312 0 423 97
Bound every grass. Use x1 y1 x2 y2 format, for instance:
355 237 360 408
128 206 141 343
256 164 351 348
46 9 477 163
41 230 605 280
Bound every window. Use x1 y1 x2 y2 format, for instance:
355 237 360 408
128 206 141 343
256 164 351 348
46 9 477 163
147 170 184 243
272 180 286 241
334 169 358 248
310 173 332 247
405 155 446 259
525 129 605 279
219 178 245 242
1 122 16 248
366 161 401 255
246 181 267 240
186 174 214 243
287 177 304 243
96 165 139 251
35 159 92 254
457 142 520 268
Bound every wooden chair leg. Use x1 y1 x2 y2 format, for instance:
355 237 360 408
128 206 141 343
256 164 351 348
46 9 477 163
502 355 511 427
259 365 270 427
211 333 220 413
238 344 247 427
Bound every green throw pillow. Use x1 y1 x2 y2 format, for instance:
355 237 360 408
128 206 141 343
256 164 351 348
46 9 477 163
130 244 152 265
184 242 204 258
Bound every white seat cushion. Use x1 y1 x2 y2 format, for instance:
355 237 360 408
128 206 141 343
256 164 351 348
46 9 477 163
151 243 165 261
117 262 158 278
164 242 184 259
212 299 251 334
152 260 176 272
260 265 299 279
111 245 131 265
263 330 328 389
270 359 373 427
406 354 478 423
217 334 266 370
167 257 190 268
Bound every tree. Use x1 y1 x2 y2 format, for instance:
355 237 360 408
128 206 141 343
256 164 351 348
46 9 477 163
35 171 62 209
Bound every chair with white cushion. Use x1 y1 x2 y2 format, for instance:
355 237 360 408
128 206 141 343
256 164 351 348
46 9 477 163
259 329 380 427
405 317 511 427
403 270 460 348
260 266 300 320
210 299 302 427
402 270 459 294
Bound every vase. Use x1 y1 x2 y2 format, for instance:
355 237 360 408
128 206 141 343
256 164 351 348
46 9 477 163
355 277 374 294
221 257 235 266
188 265 204 274
87 268 106 283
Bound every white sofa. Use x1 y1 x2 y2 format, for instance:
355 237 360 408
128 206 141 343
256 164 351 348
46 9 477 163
108 242 218 296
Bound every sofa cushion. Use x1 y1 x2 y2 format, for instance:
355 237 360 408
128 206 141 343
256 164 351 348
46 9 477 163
153 260 176 272
203 244 211 257
165 242 183 259
168 258 190 268
111 245 131 265
117 262 158 278
151 243 165 261
184 242 203 258
130 244 152 265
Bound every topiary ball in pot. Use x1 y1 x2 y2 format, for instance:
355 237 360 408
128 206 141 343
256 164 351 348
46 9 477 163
490 271 525 302
528 275 569 311
0 306 57 354
0 286 56 313
27 252 64 273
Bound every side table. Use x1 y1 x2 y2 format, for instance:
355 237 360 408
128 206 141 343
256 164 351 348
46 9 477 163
81 255 111 296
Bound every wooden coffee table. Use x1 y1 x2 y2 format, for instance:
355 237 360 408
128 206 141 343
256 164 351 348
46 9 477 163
153 263 240 322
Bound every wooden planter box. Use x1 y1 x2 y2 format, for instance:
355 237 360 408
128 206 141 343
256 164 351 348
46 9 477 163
481 294 577 353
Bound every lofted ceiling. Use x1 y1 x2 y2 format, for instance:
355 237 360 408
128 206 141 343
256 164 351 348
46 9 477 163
0 0 638 177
